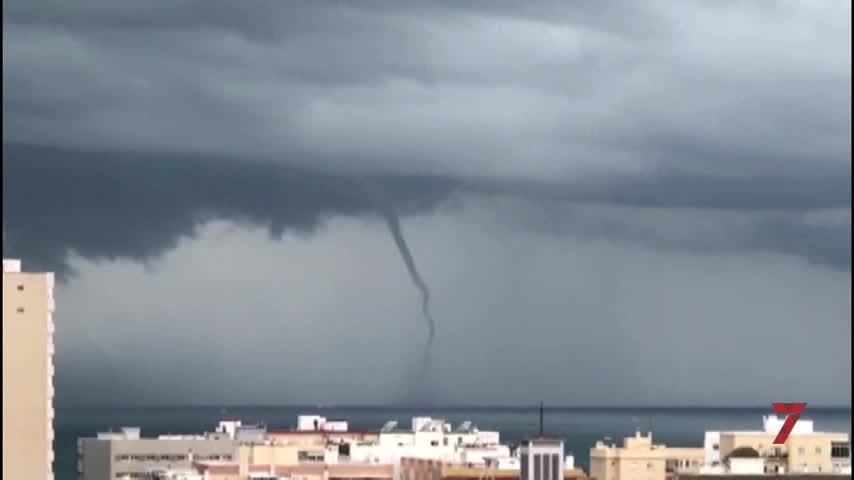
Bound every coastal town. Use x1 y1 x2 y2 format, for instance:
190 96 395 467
76 412 851 480
4 257 853 480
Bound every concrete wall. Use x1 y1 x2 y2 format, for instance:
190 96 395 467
3 264 54 480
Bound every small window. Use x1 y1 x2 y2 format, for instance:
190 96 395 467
17 285 24 291
816 447 822 454
16 307 24 313
798 447 805 455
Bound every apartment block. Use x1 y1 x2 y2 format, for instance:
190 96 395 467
3 258 56 480
588 432 704 480
78 427 238 480
703 415 851 475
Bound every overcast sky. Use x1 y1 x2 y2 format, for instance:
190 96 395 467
3 0 851 407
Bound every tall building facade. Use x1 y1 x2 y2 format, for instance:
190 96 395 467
3 258 56 480
520 438 564 480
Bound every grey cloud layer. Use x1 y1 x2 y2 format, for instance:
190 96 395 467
2 0 850 269
3 144 850 277
4 0 849 178
2 144 454 276
2 0 851 406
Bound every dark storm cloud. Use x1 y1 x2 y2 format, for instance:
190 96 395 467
3 0 851 270
2 0 850 407
2 144 454 277
486 198 850 271
4 0 849 179
2 0 665 41
4 143 850 276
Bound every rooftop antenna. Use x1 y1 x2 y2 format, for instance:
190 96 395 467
539 401 544 436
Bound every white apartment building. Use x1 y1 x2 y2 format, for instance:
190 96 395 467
349 416 508 467
3 258 56 480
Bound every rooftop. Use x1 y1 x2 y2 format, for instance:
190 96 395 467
2 259 21 273
521 437 563 446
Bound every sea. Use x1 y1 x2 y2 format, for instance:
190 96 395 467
55 406 852 480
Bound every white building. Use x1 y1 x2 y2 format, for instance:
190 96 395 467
297 415 348 432
349 417 508 467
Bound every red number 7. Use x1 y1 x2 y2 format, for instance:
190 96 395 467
772 403 807 444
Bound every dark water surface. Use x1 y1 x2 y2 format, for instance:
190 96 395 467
56 406 851 480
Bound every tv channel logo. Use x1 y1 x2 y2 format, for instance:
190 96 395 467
771 402 807 444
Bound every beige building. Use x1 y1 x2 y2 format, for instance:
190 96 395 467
714 430 850 475
703 415 851 475
588 432 704 480
401 457 587 480
191 443 393 480
193 460 395 480
78 428 238 480
400 458 587 480
3 258 56 480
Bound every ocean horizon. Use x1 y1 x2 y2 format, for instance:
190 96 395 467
56 404 852 480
